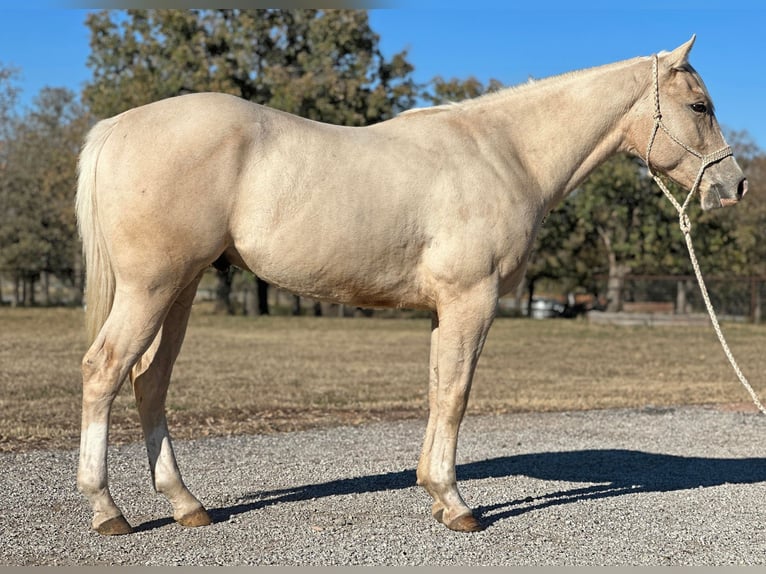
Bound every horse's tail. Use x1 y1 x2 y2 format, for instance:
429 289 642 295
76 116 119 345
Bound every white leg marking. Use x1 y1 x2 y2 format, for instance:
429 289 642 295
78 422 122 527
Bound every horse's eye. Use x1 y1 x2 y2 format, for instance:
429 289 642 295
690 102 708 114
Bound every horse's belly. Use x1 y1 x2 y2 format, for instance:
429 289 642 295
261 267 432 310
230 233 433 310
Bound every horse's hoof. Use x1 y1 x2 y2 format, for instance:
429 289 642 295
95 515 134 536
432 503 485 533
176 507 212 528
446 513 484 533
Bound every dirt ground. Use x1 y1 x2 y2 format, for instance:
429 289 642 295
2 306 765 452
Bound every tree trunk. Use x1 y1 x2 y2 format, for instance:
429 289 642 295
22 274 37 306
244 282 258 317
514 278 527 316
526 277 537 318
751 277 762 324
597 226 627 313
604 249 629 313
12 273 20 307
72 247 84 306
214 268 234 315
605 263 626 313
256 278 270 316
675 279 693 314
292 295 302 316
41 271 50 306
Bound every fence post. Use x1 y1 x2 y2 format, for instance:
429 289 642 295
675 279 686 314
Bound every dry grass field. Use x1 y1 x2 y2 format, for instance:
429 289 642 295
2 305 766 452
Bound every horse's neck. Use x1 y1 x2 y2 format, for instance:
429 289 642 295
468 57 650 209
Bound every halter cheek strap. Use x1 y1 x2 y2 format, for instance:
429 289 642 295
644 54 733 224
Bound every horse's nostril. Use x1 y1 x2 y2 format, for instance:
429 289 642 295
738 178 748 200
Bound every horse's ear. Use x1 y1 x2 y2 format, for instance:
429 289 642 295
664 34 696 69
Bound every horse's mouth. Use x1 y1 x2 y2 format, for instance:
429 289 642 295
701 188 740 210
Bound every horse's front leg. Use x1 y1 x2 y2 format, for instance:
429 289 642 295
416 280 497 532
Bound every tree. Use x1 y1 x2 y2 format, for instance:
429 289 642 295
565 153 748 313
0 64 19 208
582 156 685 311
734 153 766 276
0 87 90 305
719 130 766 277
529 148 755 314
527 162 667 314
532 155 688 312
86 10 417 122
701 131 766 320
84 9 418 314
525 193 604 314
423 75 504 106
0 63 19 305
0 63 19 136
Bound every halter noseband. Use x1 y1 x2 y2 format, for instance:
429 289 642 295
644 54 733 223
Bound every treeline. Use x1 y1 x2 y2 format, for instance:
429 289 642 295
528 142 766 312
1 9 764 311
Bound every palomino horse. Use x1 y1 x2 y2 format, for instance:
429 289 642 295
76 36 747 535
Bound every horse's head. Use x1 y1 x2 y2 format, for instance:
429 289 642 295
636 35 747 210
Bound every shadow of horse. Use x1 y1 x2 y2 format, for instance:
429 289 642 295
136 449 766 531
154 450 766 526
462 450 766 527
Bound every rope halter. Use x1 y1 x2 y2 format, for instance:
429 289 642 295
644 54 734 230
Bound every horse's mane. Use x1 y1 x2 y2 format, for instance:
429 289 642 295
398 56 652 118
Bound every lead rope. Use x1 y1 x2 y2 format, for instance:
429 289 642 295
646 55 766 415
652 175 766 415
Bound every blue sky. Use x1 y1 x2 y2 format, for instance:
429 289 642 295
1 4 764 149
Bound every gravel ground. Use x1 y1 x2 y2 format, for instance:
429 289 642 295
2 405 766 566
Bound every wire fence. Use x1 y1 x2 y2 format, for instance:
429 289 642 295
601 274 766 322
525 274 766 323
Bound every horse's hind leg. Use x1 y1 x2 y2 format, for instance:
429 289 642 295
78 288 177 535
131 273 211 528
